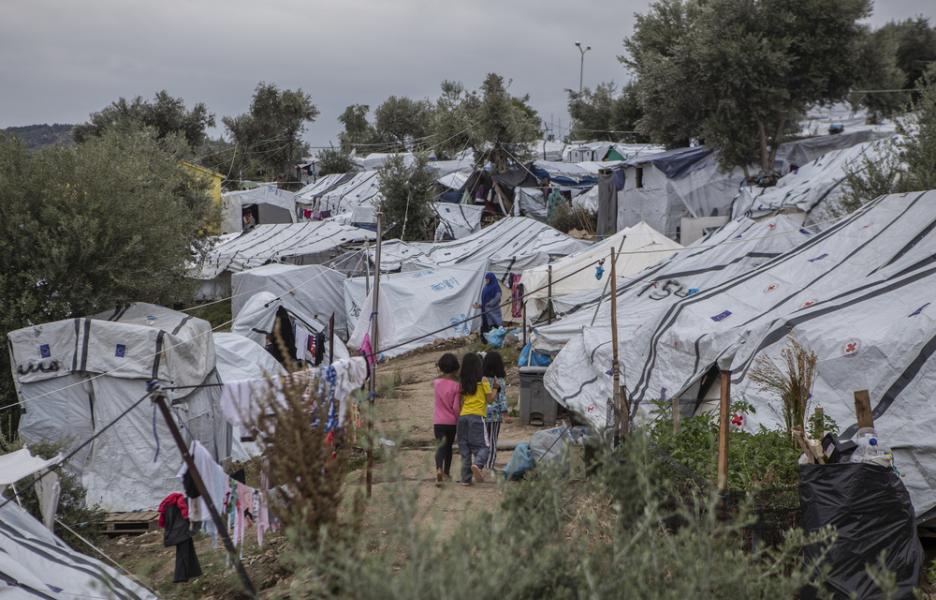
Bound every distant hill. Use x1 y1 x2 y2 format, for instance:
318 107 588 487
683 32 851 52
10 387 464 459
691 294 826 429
2 123 76 151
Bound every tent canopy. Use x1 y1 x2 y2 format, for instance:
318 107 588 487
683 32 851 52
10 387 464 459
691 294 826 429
346 261 488 358
8 303 228 512
521 222 683 319
221 185 298 233
0 500 156 598
372 217 591 275
191 221 375 279
544 191 936 516
232 262 350 338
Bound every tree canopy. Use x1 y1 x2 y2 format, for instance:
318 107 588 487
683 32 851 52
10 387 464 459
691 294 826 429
624 0 872 174
73 90 214 150
567 82 646 142
223 83 318 181
378 153 436 241
0 129 215 435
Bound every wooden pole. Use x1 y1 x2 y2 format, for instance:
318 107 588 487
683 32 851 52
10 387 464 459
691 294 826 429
814 406 824 439
366 211 383 498
547 264 553 324
328 313 335 365
610 247 623 444
717 370 731 493
151 391 257 599
853 390 874 429
522 300 527 347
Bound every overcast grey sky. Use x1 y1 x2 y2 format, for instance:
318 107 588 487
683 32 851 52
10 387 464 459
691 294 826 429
2 0 934 148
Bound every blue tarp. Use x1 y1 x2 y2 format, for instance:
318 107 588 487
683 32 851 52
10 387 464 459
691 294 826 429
624 146 714 179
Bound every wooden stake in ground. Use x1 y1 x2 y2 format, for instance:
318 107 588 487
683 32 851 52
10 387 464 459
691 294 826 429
151 390 257 599
366 211 383 498
853 389 874 429
717 370 731 492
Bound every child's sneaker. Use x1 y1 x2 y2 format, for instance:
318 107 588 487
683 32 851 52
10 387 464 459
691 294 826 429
471 464 484 483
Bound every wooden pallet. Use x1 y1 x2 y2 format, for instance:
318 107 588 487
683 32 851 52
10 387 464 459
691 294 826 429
101 511 159 536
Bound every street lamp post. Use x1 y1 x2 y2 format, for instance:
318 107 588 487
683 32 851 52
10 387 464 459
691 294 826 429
574 41 592 94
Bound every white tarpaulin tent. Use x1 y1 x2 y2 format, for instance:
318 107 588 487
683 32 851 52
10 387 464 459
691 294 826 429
618 146 745 239
0 499 156 599
316 171 382 216
213 332 285 460
220 185 298 233
544 191 936 516
433 202 484 240
192 221 375 281
346 262 488 358
372 217 591 275
732 136 900 223
0 449 61 494
232 263 350 338
8 304 230 512
231 292 351 364
532 213 810 353
521 222 683 319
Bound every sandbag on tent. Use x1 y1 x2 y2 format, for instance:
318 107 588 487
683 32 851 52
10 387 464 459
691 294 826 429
231 263 350 339
346 262 488 359
521 222 682 320
8 303 230 512
0 500 156 599
231 292 350 365
372 217 591 274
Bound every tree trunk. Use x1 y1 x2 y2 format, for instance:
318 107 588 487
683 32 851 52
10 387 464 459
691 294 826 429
758 121 769 175
766 117 785 174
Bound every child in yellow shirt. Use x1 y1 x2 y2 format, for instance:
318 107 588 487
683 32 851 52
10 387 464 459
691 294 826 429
457 352 500 485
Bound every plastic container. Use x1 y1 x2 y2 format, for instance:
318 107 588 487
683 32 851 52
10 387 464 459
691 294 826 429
850 427 893 468
518 366 556 426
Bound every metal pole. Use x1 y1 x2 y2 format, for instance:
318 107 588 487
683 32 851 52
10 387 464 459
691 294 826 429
579 51 585 94
522 299 527 347
366 211 383 498
151 391 257 599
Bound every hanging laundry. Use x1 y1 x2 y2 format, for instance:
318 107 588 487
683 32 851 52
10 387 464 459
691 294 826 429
176 441 227 523
158 492 201 583
510 275 524 319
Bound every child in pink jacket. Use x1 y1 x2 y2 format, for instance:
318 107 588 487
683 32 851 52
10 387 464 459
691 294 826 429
433 353 461 483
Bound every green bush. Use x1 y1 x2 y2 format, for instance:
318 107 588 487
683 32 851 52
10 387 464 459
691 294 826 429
279 434 834 599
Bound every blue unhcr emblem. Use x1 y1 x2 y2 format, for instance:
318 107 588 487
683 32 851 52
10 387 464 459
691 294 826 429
115 344 126 358
710 310 732 322
39 344 50 358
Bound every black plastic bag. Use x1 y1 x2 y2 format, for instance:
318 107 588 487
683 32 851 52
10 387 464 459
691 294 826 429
799 463 922 599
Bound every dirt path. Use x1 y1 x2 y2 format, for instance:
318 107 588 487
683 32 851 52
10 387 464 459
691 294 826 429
348 341 539 540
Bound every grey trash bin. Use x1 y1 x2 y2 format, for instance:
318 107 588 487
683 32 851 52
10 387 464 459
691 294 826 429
519 366 557 426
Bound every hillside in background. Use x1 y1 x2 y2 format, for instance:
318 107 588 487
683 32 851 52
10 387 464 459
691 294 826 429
3 123 75 150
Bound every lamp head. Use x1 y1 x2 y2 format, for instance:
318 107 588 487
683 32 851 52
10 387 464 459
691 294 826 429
575 41 581 47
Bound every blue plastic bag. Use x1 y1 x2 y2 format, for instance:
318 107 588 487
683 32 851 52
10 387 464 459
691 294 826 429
483 326 508 348
517 342 551 367
503 442 535 481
